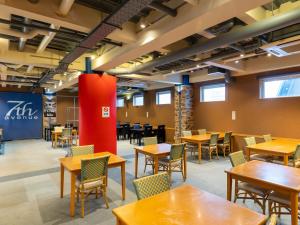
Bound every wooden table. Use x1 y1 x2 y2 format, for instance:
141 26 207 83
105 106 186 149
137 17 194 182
52 129 77 148
59 152 126 217
246 139 299 165
226 160 300 225
113 185 267 225
181 133 225 162
134 143 186 179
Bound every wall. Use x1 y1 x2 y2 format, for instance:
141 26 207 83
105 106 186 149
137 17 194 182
56 93 78 126
193 74 300 139
117 88 175 127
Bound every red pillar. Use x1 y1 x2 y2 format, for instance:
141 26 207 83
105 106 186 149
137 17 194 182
78 73 116 154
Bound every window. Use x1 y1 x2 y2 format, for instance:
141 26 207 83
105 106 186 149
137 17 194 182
260 75 300 99
116 98 124 107
156 90 171 105
133 94 144 106
200 83 226 102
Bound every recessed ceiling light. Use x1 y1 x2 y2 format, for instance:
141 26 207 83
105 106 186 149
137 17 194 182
58 80 63 86
196 64 200 68
191 70 194 73
235 60 239 64
240 54 244 57
267 53 272 57
172 70 175 73
140 23 146 29
54 84 57 89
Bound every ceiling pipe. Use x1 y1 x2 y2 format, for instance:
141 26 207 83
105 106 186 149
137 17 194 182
149 1 177 17
108 7 300 74
0 27 48 39
18 18 31 51
56 0 75 17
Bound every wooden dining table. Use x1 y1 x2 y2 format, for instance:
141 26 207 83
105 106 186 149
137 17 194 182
59 152 126 217
112 184 267 225
181 132 225 162
246 139 300 165
52 129 77 148
134 143 186 179
226 160 300 225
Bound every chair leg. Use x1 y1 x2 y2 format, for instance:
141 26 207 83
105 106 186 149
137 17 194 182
95 188 98 199
209 148 212 160
215 147 219 160
144 157 147 173
76 188 80 203
103 187 109 209
223 146 226 158
81 190 85 218
181 161 185 181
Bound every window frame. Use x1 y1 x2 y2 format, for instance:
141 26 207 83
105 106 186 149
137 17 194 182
116 97 124 108
200 83 226 103
259 74 300 99
156 90 172 105
132 94 144 106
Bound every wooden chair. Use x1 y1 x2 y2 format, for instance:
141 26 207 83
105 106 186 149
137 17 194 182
201 133 219 160
198 129 206 135
158 143 186 181
182 130 197 158
263 134 272 142
133 172 170 200
143 137 157 174
218 131 232 157
229 151 270 214
244 137 273 162
76 155 110 217
71 145 94 156
58 128 72 147
266 214 277 225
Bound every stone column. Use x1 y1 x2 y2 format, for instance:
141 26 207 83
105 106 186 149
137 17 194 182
174 85 193 143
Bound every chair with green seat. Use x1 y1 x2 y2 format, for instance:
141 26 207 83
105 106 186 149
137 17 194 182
244 136 272 162
143 137 158 174
158 143 186 181
75 155 110 217
201 133 219 160
266 214 277 225
198 129 206 135
133 172 170 200
229 151 269 214
218 131 232 157
263 134 272 142
182 130 197 158
71 145 94 156
58 128 72 147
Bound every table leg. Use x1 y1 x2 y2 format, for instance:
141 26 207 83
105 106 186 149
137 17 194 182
135 150 139 178
121 162 126 200
290 191 299 225
55 133 58 148
283 155 289 166
183 148 187 181
60 163 64 198
198 143 202 163
154 156 159 174
246 147 251 161
226 173 232 201
70 172 76 217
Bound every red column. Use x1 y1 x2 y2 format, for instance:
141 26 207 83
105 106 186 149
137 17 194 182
78 73 116 154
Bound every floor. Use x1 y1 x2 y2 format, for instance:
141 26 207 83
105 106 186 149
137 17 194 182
0 139 290 225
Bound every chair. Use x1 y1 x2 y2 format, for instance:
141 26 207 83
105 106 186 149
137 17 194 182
266 214 277 225
229 151 269 214
76 156 110 217
158 143 186 181
198 129 206 135
133 172 170 200
71 145 94 156
157 125 166 143
143 137 158 174
58 128 72 147
201 133 219 160
182 130 197 158
263 134 272 142
244 137 272 162
218 131 232 157
143 126 153 137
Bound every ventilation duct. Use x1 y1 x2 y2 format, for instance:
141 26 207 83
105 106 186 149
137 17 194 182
109 7 300 75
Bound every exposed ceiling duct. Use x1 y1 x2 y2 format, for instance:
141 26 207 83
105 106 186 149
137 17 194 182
108 7 300 75
37 0 156 85
148 1 177 17
57 0 75 17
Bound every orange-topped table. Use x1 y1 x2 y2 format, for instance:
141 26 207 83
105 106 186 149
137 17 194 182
226 160 300 225
134 143 186 179
59 152 126 217
112 185 267 225
181 133 225 162
246 139 300 165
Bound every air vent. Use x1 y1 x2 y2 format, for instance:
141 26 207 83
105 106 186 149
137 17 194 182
208 67 226 76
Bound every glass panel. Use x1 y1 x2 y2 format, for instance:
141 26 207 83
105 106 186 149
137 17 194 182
156 91 171 105
200 84 226 102
116 98 124 107
133 95 144 106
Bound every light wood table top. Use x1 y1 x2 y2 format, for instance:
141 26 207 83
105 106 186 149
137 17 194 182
134 143 171 156
181 132 225 142
113 185 267 225
60 152 126 171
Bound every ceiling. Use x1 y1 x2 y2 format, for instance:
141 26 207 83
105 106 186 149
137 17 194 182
0 0 300 94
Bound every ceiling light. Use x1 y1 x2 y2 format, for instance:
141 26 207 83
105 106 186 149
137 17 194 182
63 72 67 76
267 53 272 57
58 80 63 86
240 54 244 57
172 70 175 73
54 84 57 89
191 70 194 73
140 23 146 29
196 64 200 68
235 60 239 64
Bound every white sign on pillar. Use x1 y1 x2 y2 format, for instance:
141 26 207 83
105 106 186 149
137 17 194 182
102 106 110 118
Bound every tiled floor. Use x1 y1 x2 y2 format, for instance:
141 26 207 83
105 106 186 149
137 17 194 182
0 139 290 225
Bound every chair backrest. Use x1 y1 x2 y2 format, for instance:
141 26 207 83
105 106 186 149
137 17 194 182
209 133 219 145
244 136 256 146
144 136 157 146
54 126 64 132
263 134 272 142
229 151 246 167
182 130 192 137
293 144 300 168
267 214 277 225
143 123 150 127
224 131 232 144
198 129 206 135
170 143 185 160
133 124 141 129
133 172 170 200
144 126 153 137
80 155 110 182
62 128 72 137
71 145 94 156
158 125 165 130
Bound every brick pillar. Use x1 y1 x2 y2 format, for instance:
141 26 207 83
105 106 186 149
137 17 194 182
174 85 193 143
